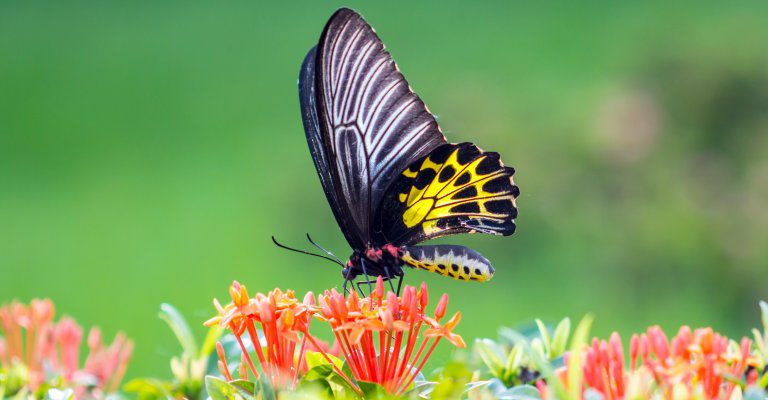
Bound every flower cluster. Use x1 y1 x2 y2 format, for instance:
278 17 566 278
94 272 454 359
205 282 355 391
206 278 465 396
545 325 765 399
0 299 133 398
317 277 465 395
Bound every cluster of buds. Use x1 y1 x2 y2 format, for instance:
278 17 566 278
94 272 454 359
0 299 133 398
207 278 465 396
546 325 764 399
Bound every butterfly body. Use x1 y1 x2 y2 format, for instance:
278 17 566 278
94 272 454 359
299 8 518 289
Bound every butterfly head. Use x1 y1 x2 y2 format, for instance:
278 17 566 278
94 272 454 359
343 259 359 280
344 245 405 282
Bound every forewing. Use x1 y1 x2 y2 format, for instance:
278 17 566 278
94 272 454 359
402 245 495 282
300 46 362 248
376 143 519 246
309 8 446 246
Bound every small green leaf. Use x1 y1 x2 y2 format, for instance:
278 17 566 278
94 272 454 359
304 350 343 371
535 319 551 357
567 315 594 400
205 376 238 400
357 381 387 399
229 379 256 398
503 345 523 383
160 303 198 359
201 325 224 359
254 375 277 400
123 377 173 398
499 384 541 400
475 338 506 377
550 318 571 358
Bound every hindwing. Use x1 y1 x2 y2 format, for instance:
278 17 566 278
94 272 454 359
375 143 519 246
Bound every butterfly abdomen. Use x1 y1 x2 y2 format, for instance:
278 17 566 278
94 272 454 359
401 244 494 282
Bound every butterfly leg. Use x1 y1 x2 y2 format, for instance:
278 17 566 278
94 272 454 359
342 276 351 295
383 266 396 293
395 275 403 296
359 258 374 297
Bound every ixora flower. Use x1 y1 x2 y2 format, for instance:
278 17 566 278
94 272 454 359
205 278 465 397
0 298 133 398
204 281 356 393
543 325 765 400
317 278 466 396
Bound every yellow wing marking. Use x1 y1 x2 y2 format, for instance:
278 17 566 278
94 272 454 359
399 148 515 229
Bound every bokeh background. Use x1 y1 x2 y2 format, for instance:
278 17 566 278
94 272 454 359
2 1 767 380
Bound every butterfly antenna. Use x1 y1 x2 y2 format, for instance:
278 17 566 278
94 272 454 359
271 236 343 266
306 233 344 265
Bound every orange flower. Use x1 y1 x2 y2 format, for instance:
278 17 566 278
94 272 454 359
205 281 357 392
317 278 465 396
543 325 764 399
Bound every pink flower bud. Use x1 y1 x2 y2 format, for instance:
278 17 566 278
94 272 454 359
434 294 448 321
419 282 428 309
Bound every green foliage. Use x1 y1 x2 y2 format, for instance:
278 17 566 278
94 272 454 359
475 317 572 388
125 304 222 400
474 315 594 400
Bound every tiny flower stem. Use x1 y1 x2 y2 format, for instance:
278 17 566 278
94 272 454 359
233 327 260 379
378 331 387 382
246 324 269 378
293 336 307 388
394 320 422 385
385 331 404 385
396 337 441 395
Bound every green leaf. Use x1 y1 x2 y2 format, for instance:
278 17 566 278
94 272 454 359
357 381 387 399
205 376 239 400
160 303 198 359
201 325 224 359
503 345 523 384
300 362 360 399
567 315 594 400
745 386 768 400
550 318 571 358
254 375 277 400
124 377 174 398
475 338 506 377
229 379 256 398
535 319 551 357
499 384 541 400
304 351 343 371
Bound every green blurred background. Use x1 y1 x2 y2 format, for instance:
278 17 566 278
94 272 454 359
2 1 767 380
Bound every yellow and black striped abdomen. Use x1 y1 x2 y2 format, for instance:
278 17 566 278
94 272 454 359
401 245 494 282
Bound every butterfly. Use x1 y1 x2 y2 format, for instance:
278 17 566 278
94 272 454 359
288 7 519 294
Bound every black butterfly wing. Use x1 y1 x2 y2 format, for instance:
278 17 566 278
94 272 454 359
300 46 362 248
374 142 519 246
299 8 447 249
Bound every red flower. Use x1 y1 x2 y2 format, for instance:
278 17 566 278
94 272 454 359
317 278 465 396
0 299 133 397
205 281 358 393
543 325 763 399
